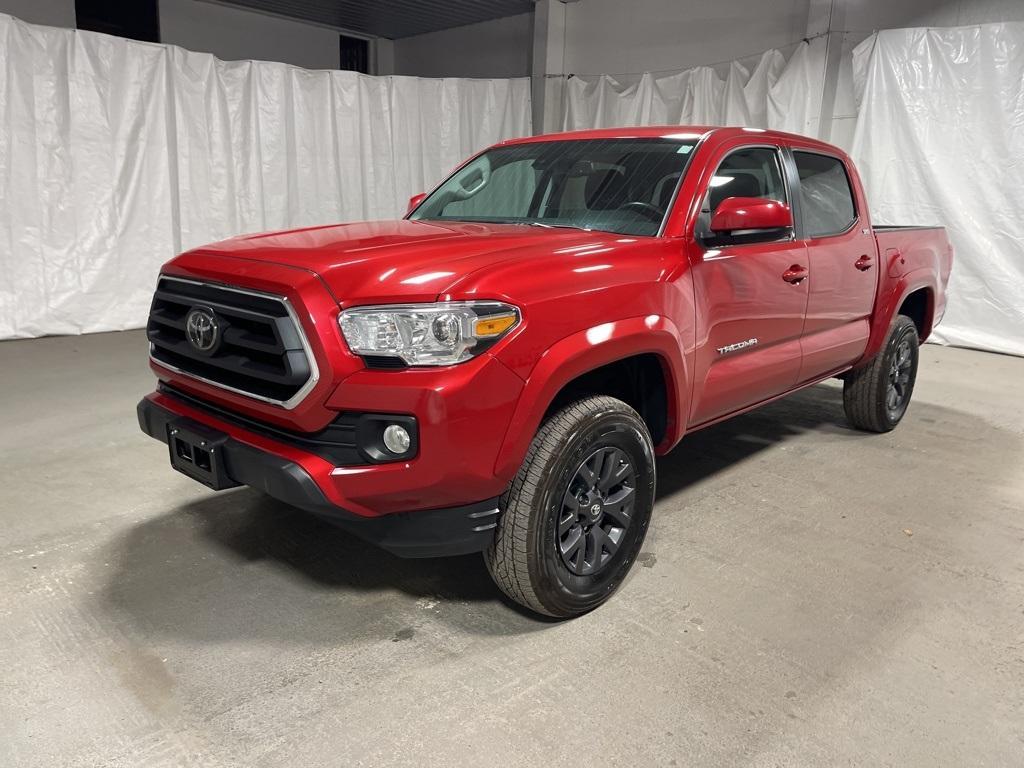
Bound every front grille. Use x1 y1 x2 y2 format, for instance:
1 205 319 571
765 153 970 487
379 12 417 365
147 277 316 407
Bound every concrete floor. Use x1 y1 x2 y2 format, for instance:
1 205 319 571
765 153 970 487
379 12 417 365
1 330 1022 767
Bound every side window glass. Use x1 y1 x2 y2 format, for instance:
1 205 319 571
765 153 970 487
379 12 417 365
707 147 787 213
794 151 856 237
697 146 788 246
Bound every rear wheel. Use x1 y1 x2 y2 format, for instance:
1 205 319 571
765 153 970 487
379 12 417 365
485 396 656 618
843 314 920 432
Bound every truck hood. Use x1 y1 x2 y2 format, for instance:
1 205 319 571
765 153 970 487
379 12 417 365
190 219 619 304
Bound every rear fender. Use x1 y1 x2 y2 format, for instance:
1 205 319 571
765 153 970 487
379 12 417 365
859 267 937 365
493 315 689 482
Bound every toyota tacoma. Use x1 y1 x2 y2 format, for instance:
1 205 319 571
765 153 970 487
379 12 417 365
138 126 953 617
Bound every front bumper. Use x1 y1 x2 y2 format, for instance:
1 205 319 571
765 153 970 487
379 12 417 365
137 397 501 558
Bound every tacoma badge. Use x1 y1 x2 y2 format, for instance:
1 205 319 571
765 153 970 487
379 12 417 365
717 338 758 355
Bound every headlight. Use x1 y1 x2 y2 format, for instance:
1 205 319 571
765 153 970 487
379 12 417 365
339 301 520 366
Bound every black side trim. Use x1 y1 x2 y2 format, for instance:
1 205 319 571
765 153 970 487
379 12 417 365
872 225 947 233
158 383 417 465
138 397 498 558
362 355 409 370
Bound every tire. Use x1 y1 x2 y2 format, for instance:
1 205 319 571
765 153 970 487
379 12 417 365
843 314 920 432
485 396 656 618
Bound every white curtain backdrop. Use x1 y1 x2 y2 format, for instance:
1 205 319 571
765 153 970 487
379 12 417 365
563 28 1024 358
4 13 1022 356
850 23 1024 357
561 42 825 135
0 14 531 339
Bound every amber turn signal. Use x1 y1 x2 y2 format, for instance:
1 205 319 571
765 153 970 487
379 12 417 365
474 314 517 337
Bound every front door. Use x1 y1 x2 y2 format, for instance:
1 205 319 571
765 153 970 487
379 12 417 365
688 144 809 426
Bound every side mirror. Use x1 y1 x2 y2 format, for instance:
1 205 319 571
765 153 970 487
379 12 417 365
406 193 427 216
710 197 792 234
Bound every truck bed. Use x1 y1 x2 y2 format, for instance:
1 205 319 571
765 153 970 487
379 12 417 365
873 225 950 263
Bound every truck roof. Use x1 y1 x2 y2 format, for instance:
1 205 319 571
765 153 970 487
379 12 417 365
499 126 843 154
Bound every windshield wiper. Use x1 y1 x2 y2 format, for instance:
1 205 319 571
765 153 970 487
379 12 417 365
425 217 593 232
527 222 591 231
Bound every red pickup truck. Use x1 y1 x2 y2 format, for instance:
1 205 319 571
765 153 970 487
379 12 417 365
138 126 952 617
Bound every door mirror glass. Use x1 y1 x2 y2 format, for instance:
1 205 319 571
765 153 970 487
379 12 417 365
406 193 427 216
709 196 793 234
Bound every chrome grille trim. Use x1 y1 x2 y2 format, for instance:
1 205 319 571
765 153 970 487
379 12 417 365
148 276 320 410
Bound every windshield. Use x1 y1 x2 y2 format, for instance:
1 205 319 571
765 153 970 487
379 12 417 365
409 138 698 237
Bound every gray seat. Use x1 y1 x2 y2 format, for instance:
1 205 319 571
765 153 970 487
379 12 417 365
586 169 629 210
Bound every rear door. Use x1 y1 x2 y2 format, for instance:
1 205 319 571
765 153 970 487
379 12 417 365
687 143 809 426
790 150 878 382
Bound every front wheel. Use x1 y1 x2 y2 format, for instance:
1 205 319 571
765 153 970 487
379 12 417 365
843 314 920 432
485 396 656 618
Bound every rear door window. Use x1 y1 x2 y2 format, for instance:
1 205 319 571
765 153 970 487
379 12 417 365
794 152 857 237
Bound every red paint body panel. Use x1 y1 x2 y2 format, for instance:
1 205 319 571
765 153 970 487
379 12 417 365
142 126 953 520
686 238 809 425
710 198 793 233
797 226 878 382
493 314 692 481
862 228 952 362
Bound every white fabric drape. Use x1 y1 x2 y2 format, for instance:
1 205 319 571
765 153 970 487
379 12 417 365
850 23 1024 357
561 43 823 135
0 14 531 339
564 27 1024 358
5 13 1023 356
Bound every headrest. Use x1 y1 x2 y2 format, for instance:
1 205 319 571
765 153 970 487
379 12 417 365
657 172 682 210
710 171 762 210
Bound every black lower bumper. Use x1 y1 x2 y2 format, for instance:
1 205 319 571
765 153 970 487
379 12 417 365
137 397 501 558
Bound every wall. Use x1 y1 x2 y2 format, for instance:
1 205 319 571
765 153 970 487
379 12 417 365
392 12 533 78
0 0 74 28
159 0 342 70
843 0 1024 39
554 0 1024 80
561 0 810 76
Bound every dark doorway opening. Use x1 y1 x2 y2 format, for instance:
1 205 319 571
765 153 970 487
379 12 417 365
339 35 370 74
75 0 160 43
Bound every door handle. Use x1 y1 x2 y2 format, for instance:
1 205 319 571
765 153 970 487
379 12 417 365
855 254 874 271
782 264 808 284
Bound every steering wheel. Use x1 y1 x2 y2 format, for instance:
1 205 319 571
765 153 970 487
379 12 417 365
618 201 665 222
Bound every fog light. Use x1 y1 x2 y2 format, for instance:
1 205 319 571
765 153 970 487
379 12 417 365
382 424 412 455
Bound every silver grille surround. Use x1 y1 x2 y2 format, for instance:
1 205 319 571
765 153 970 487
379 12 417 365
148 276 320 410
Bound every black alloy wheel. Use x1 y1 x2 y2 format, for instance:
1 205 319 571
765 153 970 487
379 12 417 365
558 446 637 577
886 335 914 422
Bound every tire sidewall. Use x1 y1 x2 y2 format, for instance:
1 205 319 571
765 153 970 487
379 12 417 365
528 406 656 616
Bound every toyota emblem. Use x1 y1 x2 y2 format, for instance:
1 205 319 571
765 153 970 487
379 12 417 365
185 306 219 353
